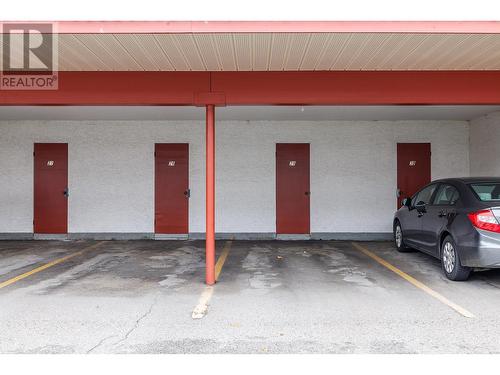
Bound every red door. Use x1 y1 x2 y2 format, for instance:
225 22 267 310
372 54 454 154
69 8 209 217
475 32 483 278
276 144 310 234
397 143 431 207
155 144 189 234
34 143 68 234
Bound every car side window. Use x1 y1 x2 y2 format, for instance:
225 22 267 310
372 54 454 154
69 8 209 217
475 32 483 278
432 184 460 206
413 184 438 206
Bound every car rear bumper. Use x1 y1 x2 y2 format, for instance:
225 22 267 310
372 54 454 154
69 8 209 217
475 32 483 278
459 229 500 268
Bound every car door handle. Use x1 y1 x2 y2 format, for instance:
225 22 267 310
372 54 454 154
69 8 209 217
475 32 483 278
305 191 310 196
63 187 69 198
184 189 190 198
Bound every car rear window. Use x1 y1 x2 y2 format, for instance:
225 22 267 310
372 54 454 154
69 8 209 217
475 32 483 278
469 183 500 201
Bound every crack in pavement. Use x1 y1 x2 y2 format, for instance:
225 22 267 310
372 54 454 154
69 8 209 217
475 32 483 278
112 295 160 348
86 334 117 354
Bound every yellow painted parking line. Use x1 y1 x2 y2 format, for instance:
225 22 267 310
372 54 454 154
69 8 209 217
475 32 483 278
0 241 104 290
192 240 233 319
215 240 233 281
351 242 475 319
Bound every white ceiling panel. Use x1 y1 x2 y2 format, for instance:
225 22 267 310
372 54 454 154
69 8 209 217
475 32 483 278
152 34 189 70
193 34 221 70
252 33 272 70
233 34 252 71
4 32 500 71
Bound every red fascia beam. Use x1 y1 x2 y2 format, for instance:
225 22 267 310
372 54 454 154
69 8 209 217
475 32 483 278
194 92 226 107
3 71 500 105
212 71 500 105
0 71 210 105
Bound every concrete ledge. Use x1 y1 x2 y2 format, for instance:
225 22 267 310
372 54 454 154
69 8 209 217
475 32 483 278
191 233 392 241
0 232 393 241
34 234 68 240
311 232 393 241
189 232 276 240
0 233 34 240
276 234 311 240
155 234 189 240
68 233 154 240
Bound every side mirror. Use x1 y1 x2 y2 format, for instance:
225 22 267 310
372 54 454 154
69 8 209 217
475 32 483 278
402 197 411 208
415 200 427 213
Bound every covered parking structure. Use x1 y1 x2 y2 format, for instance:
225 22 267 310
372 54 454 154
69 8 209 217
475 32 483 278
1 21 500 285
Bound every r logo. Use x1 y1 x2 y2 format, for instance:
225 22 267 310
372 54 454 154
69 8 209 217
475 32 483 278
1 23 58 90
2 23 54 72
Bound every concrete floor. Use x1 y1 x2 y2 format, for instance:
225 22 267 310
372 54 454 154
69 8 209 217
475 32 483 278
1 239 500 353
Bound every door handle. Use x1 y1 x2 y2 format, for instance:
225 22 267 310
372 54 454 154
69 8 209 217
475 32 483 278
184 189 190 198
305 191 310 196
397 188 402 198
63 187 69 198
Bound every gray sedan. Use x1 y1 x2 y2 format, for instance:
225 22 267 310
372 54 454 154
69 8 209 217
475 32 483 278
394 177 500 281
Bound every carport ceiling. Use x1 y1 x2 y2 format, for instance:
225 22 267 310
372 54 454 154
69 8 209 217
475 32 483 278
1 105 499 121
17 33 500 71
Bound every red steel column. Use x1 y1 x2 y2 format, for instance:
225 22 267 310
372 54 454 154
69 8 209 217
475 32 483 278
205 104 216 285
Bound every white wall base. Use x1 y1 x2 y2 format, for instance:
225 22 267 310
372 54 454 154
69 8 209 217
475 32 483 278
0 232 394 241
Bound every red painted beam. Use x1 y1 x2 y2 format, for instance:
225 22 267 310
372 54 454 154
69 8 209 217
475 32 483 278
205 104 216 285
2 71 500 105
194 92 226 107
212 71 500 105
0 71 210 105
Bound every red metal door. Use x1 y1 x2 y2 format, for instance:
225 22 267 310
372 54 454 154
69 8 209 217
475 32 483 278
397 143 431 207
34 143 68 234
155 144 189 234
276 144 310 234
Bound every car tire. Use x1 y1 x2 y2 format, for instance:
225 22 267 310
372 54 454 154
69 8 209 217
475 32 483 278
394 221 411 253
441 235 471 281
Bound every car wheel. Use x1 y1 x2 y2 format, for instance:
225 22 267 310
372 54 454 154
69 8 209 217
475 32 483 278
394 221 411 252
441 235 471 281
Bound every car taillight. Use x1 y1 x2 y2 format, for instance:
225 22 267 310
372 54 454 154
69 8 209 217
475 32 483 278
468 209 500 233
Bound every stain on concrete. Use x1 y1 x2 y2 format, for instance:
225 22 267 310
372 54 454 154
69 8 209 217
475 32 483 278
241 245 282 290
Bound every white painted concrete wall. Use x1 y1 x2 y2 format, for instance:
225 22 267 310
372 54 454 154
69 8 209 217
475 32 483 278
0 121 205 234
470 112 500 176
0 120 470 235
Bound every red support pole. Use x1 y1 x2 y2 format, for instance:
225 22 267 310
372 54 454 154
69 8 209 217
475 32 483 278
205 104 216 285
